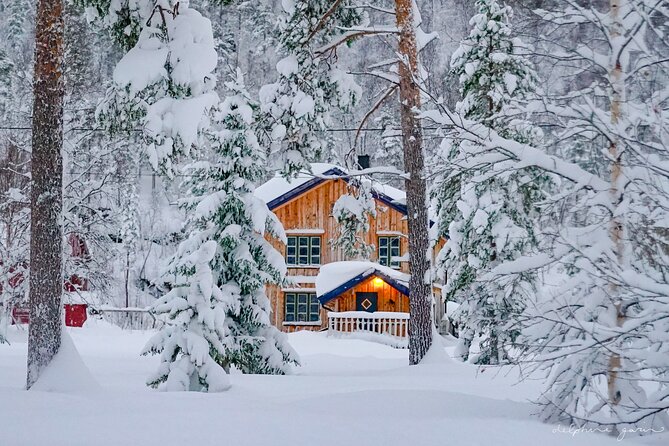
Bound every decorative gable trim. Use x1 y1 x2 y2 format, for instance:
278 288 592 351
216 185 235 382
317 269 410 306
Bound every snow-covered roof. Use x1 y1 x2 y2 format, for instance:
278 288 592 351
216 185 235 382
254 163 407 213
316 261 410 304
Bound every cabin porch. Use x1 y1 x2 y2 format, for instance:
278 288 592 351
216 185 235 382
316 261 412 346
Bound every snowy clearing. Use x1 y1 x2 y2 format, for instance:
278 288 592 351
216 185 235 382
1 321 666 446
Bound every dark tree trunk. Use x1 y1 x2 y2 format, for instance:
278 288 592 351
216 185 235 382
395 0 433 365
26 0 65 389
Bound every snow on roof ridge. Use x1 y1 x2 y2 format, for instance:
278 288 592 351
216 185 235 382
254 162 406 207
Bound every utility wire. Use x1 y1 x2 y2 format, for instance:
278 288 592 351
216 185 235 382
0 126 439 133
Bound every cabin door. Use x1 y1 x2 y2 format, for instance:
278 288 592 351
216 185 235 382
356 292 378 313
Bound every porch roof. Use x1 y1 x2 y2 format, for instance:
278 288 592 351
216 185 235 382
315 261 410 305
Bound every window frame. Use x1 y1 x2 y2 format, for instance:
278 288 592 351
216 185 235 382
284 292 320 323
286 235 322 266
378 236 401 269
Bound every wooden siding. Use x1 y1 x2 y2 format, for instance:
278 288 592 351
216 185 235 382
269 178 409 272
328 276 410 313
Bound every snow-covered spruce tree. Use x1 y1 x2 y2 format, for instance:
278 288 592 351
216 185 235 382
204 73 299 375
331 179 376 260
142 237 232 391
143 72 299 389
258 0 362 176
79 0 219 177
431 0 548 364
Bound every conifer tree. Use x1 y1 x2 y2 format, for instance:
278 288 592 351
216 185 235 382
259 0 362 176
26 0 66 389
432 0 548 364
143 71 299 390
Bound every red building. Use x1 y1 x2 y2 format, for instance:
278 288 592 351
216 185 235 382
5 234 91 327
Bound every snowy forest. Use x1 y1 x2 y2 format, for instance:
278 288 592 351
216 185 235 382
1 0 668 444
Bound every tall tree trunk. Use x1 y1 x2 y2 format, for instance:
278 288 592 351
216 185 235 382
395 0 433 364
606 0 625 409
26 0 65 389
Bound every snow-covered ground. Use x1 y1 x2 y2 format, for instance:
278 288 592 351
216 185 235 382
1 321 666 446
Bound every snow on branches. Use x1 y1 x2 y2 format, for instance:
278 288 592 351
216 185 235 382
258 0 362 177
143 71 299 390
431 0 548 365
331 180 376 259
87 1 219 177
428 0 669 431
142 238 232 392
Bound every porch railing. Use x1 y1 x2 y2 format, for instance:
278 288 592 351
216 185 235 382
327 311 409 347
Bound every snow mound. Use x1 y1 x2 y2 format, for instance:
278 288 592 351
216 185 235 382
30 331 100 393
418 331 452 365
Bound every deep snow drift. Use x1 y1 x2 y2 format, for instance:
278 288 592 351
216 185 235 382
0 320 666 446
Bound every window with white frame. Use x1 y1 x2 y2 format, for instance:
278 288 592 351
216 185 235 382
284 293 320 322
378 236 401 269
286 236 321 266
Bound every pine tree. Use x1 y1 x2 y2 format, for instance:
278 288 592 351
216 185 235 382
432 0 548 364
85 0 220 176
143 71 299 390
26 0 65 389
259 0 362 176
205 72 299 374
142 236 232 391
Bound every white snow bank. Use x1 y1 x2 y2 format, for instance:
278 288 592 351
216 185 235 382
0 324 658 446
328 330 409 349
419 330 451 364
316 261 410 297
30 331 100 393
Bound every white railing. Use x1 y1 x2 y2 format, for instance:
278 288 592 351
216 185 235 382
327 311 410 347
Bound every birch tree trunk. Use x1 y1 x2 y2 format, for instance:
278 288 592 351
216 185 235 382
395 0 433 364
26 0 65 389
606 0 625 408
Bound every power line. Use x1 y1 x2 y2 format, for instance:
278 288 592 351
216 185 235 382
0 125 439 133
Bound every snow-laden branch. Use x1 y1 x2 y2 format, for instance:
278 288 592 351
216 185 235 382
315 26 399 56
421 108 610 192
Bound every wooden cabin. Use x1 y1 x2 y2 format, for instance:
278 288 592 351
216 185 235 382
255 163 444 342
